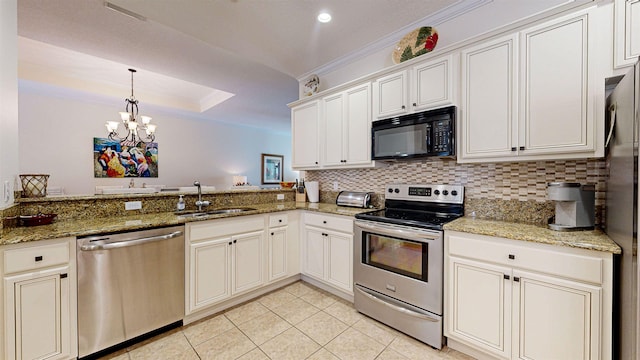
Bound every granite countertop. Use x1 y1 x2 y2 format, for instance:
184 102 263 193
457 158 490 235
444 217 622 254
1 202 375 246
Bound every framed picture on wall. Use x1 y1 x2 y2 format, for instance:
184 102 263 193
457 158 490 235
261 153 283 184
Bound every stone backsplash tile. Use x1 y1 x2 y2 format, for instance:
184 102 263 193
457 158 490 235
307 158 608 225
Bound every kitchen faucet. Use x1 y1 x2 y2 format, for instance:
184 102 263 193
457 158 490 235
194 181 210 211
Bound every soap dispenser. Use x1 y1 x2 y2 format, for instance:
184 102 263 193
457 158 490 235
177 195 185 211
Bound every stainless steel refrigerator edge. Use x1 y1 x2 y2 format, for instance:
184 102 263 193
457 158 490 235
606 59 639 360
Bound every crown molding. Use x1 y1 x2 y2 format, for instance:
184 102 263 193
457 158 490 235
297 0 493 81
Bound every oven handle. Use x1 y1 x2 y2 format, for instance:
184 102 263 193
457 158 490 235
355 220 439 242
355 286 439 322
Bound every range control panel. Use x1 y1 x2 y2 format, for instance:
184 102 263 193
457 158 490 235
385 184 464 204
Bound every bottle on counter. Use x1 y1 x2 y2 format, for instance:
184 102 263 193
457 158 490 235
177 195 185 211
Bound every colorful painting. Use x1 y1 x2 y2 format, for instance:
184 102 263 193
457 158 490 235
261 153 283 184
94 138 158 178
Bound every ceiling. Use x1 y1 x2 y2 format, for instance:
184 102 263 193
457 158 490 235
16 0 472 132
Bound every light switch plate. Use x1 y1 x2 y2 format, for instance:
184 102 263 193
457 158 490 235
125 201 142 210
276 194 285 200
333 181 339 191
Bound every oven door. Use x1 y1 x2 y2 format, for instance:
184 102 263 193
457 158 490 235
354 219 443 314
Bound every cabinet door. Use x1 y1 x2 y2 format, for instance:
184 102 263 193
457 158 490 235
513 270 601 360
232 231 264 294
268 227 288 282
373 70 408 118
303 227 326 280
411 55 454 111
615 0 640 68
322 92 345 167
460 34 518 160
292 101 320 169
5 267 71 360
344 83 372 166
189 238 231 312
447 256 512 359
326 232 353 293
520 12 593 155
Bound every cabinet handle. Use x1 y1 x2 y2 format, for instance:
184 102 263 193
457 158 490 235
519 146 525 151
413 103 417 107
508 254 515 260
511 147 517 152
60 273 68 279
504 274 510 280
35 256 43 262
514 277 520 282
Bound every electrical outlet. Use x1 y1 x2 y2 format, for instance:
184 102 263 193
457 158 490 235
125 201 142 210
333 181 338 191
276 194 285 200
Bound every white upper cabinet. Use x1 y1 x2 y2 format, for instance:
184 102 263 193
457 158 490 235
373 54 456 119
411 54 456 112
460 34 519 160
321 83 373 168
614 0 640 68
291 101 320 169
459 8 603 163
372 70 409 119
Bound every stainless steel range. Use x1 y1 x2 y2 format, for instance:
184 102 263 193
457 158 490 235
354 183 464 349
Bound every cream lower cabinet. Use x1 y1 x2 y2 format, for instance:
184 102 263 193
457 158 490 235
301 212 353 295
445 231 612 360
187 215 265 314
2 238 77 360
267 212 299 282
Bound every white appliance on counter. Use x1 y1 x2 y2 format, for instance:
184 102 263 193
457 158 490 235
606 58 639 360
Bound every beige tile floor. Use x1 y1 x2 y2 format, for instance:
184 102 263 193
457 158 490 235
98 281 475 360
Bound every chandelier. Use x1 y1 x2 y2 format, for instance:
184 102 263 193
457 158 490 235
105 68 156 145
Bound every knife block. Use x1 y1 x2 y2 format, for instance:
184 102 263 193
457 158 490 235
296 191 306 202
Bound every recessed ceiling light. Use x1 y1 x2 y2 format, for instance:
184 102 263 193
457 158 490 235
317 12 332 23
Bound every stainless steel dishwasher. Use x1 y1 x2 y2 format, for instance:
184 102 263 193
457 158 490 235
77 226 185 358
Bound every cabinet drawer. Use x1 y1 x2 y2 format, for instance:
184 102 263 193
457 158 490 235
269 213 288 227
189 215 265 242
304 212 353 233
447 232 603 284
4 241 70 274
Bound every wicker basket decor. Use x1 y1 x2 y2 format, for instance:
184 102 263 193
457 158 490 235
19 174 49 197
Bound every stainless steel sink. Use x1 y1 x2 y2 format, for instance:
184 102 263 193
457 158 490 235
175 208 256 218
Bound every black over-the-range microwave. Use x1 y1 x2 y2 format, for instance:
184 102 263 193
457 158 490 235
371 105 456 160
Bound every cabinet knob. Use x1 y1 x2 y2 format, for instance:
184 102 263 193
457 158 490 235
35 256 43 262
229 242 232 245
413 103 417 107
322 233 328 236
279 219 282 223
503 274 510 280
508 254 515 260
511 147 517 152
519 146 525 151
271 232 275 235
323 220 327 224
401 105 406 109
514 277 521 282
60 273 68 279
315 161 318 165
233 239 237 244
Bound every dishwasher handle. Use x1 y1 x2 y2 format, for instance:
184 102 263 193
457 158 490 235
80 230 184 251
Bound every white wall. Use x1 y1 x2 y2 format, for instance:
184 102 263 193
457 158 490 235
19 81 296 195
0 0 19 208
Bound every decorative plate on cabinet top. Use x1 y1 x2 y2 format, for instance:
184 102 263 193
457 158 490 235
302 74 320 97
392 26 438 64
